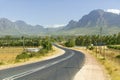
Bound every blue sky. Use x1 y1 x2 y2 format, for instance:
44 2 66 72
0 0 119 27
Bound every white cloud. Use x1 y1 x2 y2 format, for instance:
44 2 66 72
106 9 120 15
45 24 66 28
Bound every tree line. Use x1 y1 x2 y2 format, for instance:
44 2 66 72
55 32 120 47
0 32 119 48
15 36 53 60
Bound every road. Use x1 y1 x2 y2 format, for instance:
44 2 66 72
0 45 85 80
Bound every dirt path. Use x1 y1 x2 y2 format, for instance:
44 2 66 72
73 49 109 80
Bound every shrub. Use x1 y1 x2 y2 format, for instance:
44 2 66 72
0 62 4 65
65 39 75 47
116 55 120 59
41 39 52 51
87 46 94 50
16 52 30 60
39 49 48 54
107 45 120 50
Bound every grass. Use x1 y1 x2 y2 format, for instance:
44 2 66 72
87 46 120 80
0 62 4 65
0 46 63 70
72 46 120 80
0 47 23 64
102 60 120 80
107 45 120 50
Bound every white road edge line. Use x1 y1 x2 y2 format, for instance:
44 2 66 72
3 51 75 80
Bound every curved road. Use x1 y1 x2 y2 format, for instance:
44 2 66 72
0 45 85 80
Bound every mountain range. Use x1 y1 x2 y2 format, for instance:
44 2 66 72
0 9 120 36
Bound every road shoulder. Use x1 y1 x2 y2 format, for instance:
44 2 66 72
73 48 110 80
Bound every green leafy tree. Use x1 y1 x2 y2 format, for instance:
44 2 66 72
65 39 75 47
41 38 52 50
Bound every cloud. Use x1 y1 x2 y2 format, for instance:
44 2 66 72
45 24 66 28
106 9 120 15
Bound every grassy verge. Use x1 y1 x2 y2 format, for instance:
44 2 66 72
55 45 120 80
107 45 120 50
0 46 64 69
86 46 120 80
0 47 23 65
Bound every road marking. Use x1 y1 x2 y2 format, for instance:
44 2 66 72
3 51 75 80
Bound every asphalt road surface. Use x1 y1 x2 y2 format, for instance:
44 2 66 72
0 45 85 80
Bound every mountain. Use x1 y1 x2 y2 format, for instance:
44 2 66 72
59 9 120 35
62 20 77 30
0 9 120 36
78 9 120 28
0 18 21 36
14 20 46 35
0 18 46 36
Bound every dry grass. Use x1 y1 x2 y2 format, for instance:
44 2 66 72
0 47 23 64
0 46 64 70
26 46 64 61
71 46 120 80
87 47 120 80
102 49 120 80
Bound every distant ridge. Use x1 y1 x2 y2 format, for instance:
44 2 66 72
63 9 120 29
58 9 120 35
0 18 46 36
0 9 120 36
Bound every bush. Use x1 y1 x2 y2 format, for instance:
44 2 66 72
107 45 120 50
0 62 4 65
16 52 30 60
41 39 52 51
39 49 48 54
87 46 94 50
65 39 75 47
116 55 120 59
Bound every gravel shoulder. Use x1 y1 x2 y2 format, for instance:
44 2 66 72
73 49 109 80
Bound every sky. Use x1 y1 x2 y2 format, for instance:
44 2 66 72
0 0 120 27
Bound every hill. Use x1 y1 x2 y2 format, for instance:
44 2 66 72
0 18 46 36
58 9 120 35
0 9 120 36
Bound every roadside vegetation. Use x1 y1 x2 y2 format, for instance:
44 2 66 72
0 47 23 65
0 36 53 65
16 37 53 61
64 39 75 47
87 46 120 80
107 45 120 50
0 32 120 80
56 32 120 80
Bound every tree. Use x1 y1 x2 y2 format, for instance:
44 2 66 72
117 32 120 44
4 35 11 47
41 38 52 50
65 39 75 47
21 36 25 50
